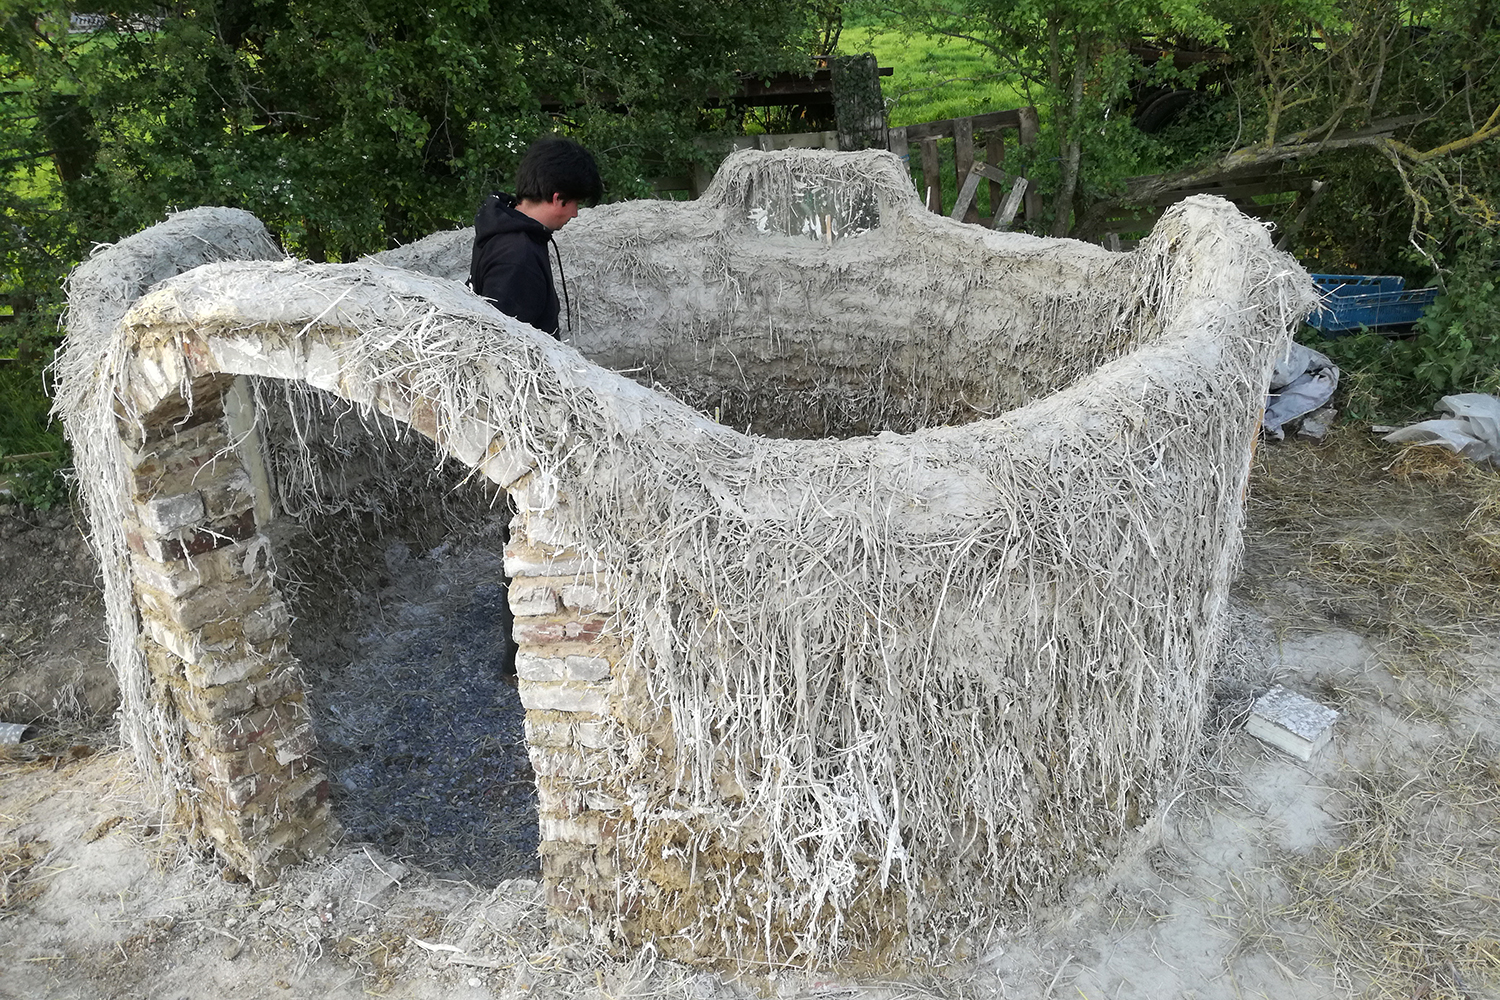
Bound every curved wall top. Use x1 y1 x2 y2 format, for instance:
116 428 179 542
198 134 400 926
58 151 1316 965
371 150 1160 437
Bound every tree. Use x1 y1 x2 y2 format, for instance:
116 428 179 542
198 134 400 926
1075 0 1500 250
855 0 1231 234
857 0 1499 247
1186 0 1500 411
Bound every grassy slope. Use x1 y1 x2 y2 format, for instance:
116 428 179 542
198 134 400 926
839 22 1028 218
838 22 1026 127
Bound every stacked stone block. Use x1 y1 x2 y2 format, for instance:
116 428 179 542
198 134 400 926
122 374 334 884
503 525 627 942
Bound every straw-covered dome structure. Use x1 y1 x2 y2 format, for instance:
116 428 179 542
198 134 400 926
56 149 1315 967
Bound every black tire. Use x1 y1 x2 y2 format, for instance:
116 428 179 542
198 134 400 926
1135 90 1197 133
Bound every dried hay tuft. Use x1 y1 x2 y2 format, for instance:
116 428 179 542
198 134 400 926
56 150 1316 965
1274 736 1500 999
1242 427 1500 997
1243 428 1500 675
1387 444 1473 484
0 838 48 914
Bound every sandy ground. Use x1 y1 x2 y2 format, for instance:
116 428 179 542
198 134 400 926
2 432 1497 1000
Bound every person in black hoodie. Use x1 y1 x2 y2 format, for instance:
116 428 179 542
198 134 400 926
469 137 603 338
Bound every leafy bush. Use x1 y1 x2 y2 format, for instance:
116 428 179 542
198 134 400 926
0 356 69 511
1301 328 1424 423
1409 235 1500 396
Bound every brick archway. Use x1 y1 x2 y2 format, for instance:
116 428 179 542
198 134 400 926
115 311 628 904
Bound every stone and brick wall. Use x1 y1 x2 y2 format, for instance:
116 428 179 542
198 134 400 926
72 179 1314 967
503 530 626 942
120 374 334 883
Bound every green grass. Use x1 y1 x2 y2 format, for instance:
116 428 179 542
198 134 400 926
838 24 1026 127
834 23 1031 220
5 156 62 203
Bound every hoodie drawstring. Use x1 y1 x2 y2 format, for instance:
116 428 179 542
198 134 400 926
550 239 571 335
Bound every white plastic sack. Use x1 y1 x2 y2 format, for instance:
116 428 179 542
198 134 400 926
1383 393 1500 465
1264 342 1339 440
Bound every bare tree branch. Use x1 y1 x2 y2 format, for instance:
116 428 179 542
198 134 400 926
1071 112 1500 238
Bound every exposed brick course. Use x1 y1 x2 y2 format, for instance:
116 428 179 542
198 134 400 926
512 615 609 645
519 680 611 716
138 492 206 534
508 580 561 616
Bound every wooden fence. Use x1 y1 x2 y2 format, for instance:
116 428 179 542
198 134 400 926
1076 168 1328 250
887 107 1040 228
657 107 1042 231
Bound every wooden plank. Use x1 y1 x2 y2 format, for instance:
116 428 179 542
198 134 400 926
1145 172 1285 193
738 71 833 101
1275 179 1328 251
986 132 1004 220
1147 178 1317 205
771 131 840 150
1123 169 1324 202
887 125 909 166
950 164 984 222
736 94 836 109
1017 106 1041 222
730 130 845 152
973 162 1009 185
1093 178 1315 232
903 108 1024 141
994 178 1028 230
953 118 976 223
918 137 942 212
954 162 1016 222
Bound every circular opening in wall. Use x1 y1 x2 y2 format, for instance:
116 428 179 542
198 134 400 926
259 382 537 882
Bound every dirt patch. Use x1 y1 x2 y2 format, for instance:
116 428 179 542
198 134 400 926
306 537 537 883
1239 429 1500 666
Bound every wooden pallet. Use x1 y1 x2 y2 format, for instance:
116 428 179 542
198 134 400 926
887 108 1040 228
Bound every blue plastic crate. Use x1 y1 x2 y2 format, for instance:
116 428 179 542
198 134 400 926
1308 284 1440 334
1311 273 1406 296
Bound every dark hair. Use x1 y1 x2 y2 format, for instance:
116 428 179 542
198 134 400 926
515 136 603 205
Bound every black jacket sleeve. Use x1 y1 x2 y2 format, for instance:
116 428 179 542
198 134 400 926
474 233 554 332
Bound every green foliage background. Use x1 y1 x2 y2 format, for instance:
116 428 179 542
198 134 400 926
1 0 819 338
1310 232 1500 420
0 0 821 506
1 0 1498 508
